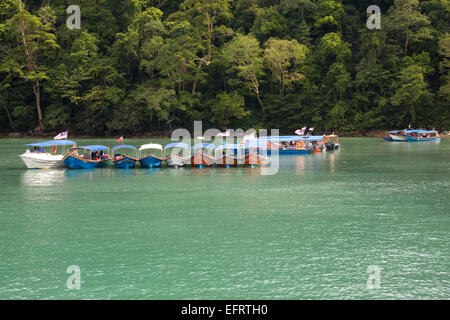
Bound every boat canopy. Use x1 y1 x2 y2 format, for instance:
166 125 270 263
401 130 438 134
138 143 163 152
112 144 136 151
164 142 190 149
216 144 240 151
78 145 110 151
247 135 326 143
25 140 77 147
192 143 215 150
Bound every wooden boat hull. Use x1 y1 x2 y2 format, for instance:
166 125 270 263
244 152 269 167
191 152 215 167
19 153 65 169
113 156 137 169
63 154 110 169
139 155 163 168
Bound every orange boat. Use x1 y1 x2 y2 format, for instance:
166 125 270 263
190 143 215 167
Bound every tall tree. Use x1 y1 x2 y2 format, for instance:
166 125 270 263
263 38 308 93
2 1 59 131
224 34 265 114
386 0 431 56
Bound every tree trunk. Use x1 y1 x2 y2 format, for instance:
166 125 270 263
1 105 12 125
192 61 203 94
33 80 43 131
405 30 409 56
255 91 264 115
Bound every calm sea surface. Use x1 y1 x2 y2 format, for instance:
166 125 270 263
0 138 448 299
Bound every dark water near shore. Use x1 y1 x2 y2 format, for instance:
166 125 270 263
0 138 449 299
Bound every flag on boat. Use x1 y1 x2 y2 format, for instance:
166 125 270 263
309 127 315 132
295 127 307 136
54 131 68 140
216 131 230 137
117 136 123 144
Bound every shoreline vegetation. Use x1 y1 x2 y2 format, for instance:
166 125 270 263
0 1 449 136
2 129 450 139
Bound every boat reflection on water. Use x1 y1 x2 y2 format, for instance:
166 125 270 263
21 169 67 186
143 167 163 176
64 168 97 179
294 156 306 175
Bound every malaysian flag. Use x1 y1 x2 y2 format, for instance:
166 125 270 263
295 126 307 136
54 131 68 140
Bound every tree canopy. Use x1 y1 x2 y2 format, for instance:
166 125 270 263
0 0 449 135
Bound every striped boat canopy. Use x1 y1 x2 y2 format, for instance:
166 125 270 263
112 145 136 151
401 130 438 134
25 140 77 147
164 142 190 149
247 136 325 142
78 145 109 151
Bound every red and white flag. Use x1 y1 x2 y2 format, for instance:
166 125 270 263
117 136 123 144
295 127 307 136
54 131 68 140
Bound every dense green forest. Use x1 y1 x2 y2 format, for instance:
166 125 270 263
0 0 449 136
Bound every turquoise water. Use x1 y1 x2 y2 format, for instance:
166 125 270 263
0 138 449 299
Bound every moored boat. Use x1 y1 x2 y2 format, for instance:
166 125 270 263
402 130 440 142
63 145 111 169
383 131 408 142
215 144 239 167
241 140 270 167
19 140 77 169
138 143 164 168
111 145 138 169
191 143 215 167
324 135 340 151
164 142 190 168
245 135 335 155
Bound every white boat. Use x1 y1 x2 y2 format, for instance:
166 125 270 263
384 131 407 142
164 142 190 168
19 140 77 169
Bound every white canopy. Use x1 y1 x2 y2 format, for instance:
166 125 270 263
138 143 163 152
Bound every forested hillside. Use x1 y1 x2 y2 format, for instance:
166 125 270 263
0 0 449 136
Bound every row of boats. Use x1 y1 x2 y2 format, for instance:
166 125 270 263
19 135 340 169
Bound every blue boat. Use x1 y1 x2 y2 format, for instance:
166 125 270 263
402 130 441 142
245 135 332 155
63 145 111 169
138 143 164 168
112 145 138 169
